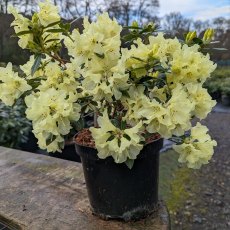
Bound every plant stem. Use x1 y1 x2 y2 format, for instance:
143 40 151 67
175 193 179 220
94 110 99 128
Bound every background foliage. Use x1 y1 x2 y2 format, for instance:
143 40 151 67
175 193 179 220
0 99 31 148
0 0 229 65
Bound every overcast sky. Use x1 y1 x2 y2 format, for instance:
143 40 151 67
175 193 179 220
159 0 230 20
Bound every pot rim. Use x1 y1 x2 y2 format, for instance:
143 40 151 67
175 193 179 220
73 129 162 149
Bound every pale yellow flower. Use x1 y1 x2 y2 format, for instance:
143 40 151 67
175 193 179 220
25 88 80 152
90 110 143 163
8 6 32 48
186 83 216 119
0 63 31 106
173 123 217 169
37 0 60 27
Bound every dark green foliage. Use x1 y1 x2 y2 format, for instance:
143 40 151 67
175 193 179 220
204 67 230 94
0 100 31 148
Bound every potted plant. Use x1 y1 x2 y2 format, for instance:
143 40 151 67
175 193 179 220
0 0 219 221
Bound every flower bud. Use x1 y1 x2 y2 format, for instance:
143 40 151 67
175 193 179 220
185 31 197 43
203 28 214 43
131 20 139 28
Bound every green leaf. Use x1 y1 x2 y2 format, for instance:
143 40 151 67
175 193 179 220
44 20 61 28
131 56 146 62
31 54 42 76
46 135 57 146
123 26 142 29
63 32 74 42
122 34 137 42
154 65 167 72
106 135 115 142
117 138 121 147
123 134 131 141
125 159 135 169
75 117 85 131
192 37 203 45
121 120 127 130
138 76 153 83
132 66 146 71
121 90 130 98
45 38 60 43
43 34 51 41
90 101 98 106
15 30 33 36
111 119 119 127
60 22 71 31
94 52 105 59
45 28 65 33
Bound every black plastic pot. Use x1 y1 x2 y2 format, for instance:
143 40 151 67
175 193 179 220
75 138 163 221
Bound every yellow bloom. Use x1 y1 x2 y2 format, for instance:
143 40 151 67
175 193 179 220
186 83 216 119
36 132 64 152
0 63 31 106
64 13 126 102
38 61 80 94
25 88 80 152
90 110 143 163
163 84 194 137
167 44 216 86
8 6 32 49
37 0 60 27
173 123 217 169
20 55 51 79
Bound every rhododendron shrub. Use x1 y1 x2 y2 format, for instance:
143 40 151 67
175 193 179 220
0 0 218 169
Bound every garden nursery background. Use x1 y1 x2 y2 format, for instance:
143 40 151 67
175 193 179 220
0 0 229 229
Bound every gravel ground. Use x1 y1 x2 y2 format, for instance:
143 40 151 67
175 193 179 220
171 111 230 230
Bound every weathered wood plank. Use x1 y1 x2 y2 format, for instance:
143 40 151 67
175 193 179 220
0 147 170 230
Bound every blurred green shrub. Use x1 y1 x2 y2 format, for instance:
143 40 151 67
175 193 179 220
0 99 31 148
221 78 230 96
204 67 230 95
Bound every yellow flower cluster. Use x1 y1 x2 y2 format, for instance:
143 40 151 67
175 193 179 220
167 44 216 86
90 111 143 163
186 83 216 119
20 57 81 151
122 33 216 85
9 0 61 49
64 13 130 102
37 62 80 94
20 55 50 79
0 63 31 106
8 6 32 49
123 84 194 138
173 123 217 169
37 0 60 27
25 88 80 152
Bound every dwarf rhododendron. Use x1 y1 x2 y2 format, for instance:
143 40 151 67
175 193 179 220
0 0 218 169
